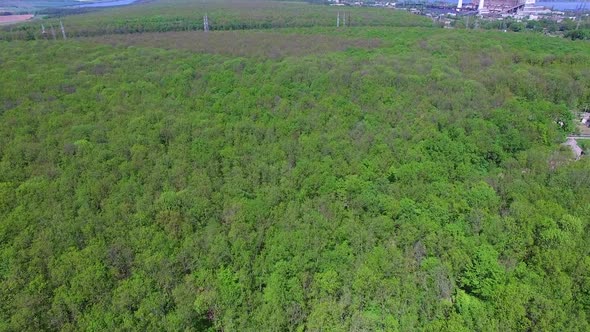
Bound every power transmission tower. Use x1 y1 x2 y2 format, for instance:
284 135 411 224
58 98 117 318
60 21 67 40
337 12 340 27
41 24 47 39
576 0 587 30
343 12 346 27
49 24 57 40
203 14 209 32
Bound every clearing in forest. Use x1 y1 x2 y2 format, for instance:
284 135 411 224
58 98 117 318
84 31 381 58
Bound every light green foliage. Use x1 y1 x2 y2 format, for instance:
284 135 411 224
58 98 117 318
1 1 590 330
460 246 504 299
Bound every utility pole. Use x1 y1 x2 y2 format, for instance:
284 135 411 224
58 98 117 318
60 20 66 40
203 14 209 32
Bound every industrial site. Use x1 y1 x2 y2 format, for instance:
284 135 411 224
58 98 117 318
330 0 588 22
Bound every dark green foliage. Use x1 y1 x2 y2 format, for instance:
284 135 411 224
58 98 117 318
1 3 590 330
565 29 590 40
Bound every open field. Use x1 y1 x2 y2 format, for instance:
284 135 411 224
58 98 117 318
85 30 381 58
0 14 33 25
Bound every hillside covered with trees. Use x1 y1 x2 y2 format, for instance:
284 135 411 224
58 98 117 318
1 1 590 330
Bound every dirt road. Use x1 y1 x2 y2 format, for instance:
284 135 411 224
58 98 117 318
0 15 34 25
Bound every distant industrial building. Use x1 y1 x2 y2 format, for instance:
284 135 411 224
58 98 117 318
456 0 552 18
330 0 560 20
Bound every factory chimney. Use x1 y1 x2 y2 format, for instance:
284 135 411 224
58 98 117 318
457 0 463 10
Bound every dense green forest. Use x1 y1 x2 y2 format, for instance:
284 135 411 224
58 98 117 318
2 1 590 330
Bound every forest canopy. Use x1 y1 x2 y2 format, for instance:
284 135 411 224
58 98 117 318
1 1 590 331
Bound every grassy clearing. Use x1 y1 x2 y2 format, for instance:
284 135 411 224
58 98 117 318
83 30 382 58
